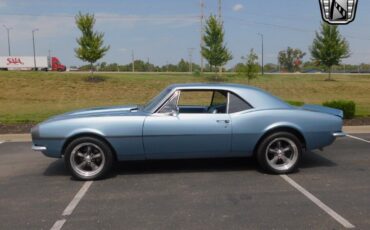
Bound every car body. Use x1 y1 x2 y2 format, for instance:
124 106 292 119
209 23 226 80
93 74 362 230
31 83 345 180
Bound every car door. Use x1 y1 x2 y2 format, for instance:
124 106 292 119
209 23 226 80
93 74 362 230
143 90 232 159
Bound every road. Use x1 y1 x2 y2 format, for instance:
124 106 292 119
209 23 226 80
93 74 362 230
0 134 369 229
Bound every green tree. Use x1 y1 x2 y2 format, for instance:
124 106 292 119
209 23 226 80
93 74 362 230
75 12 110 79
278 47 306 72
201 15 232 75
237 49 259 84
310 23 350 80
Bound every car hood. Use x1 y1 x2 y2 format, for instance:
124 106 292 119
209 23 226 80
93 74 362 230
44 105 146 122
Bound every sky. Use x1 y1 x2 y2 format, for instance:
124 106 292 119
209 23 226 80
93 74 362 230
0 0 369 67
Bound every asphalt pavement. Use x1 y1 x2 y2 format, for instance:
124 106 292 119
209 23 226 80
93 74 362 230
0 134 369 230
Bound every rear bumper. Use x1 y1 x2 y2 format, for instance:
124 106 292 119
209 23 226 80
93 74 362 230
333 132 347 137
32 145 47 151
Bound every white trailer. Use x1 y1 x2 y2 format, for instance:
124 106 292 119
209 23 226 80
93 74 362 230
0 56 50 71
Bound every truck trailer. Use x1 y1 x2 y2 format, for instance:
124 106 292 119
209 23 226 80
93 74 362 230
0 56 66 71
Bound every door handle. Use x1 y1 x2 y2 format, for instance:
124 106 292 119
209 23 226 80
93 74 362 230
216 120 230 124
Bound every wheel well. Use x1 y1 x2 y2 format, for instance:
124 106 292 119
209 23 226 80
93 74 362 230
62 133 118 161
253 127 306 155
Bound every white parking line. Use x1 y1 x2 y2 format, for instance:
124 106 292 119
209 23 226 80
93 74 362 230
62 181 93 216
50 219 66 230
346 134 370 144
50 181 93 230
280 175 355 229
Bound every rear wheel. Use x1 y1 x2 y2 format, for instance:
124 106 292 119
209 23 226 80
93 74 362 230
256 132 302 174
64 137 113 180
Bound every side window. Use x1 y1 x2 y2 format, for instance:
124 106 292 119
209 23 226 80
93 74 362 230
228 93 252 113
178 91 213 107
158 91 180 113
176 90 227 114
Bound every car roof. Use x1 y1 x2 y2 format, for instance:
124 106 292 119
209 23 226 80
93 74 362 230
169 83 256 91
168 83 291 110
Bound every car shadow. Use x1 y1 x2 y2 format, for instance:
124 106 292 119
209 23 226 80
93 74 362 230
300 151 337 168
43 159 69 176
42 151 337 178
112 157 259 176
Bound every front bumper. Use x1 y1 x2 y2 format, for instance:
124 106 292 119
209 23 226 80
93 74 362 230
32 145 47 151
333 132 347 137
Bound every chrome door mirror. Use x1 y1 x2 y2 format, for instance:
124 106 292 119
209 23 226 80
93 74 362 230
169 106 179 116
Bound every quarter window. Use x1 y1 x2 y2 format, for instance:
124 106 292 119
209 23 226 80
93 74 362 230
158 91 180 113
228 93 252 113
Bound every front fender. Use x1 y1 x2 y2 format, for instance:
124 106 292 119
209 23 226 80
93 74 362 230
32 116 146 160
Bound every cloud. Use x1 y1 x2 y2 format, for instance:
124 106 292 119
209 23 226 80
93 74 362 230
233 4 244 12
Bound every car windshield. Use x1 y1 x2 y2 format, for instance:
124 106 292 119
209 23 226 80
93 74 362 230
143 87 173 112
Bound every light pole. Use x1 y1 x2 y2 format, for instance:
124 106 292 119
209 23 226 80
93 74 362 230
131 49 135 72
188 48 195 73
32 28 39 70
3 25 12 56
258 33 264 75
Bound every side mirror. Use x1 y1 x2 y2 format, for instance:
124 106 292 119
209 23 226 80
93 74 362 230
169 106 179 116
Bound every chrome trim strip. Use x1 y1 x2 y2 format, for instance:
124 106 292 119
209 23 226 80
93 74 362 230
333 132 347 137
32 145 47 151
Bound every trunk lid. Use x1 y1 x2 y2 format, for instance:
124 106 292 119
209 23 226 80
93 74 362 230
301 104 344 118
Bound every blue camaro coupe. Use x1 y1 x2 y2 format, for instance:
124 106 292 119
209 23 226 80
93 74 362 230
31 83 345 180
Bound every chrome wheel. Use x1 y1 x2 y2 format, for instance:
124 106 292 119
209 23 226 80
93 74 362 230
265 137 298 171
70 142 105 178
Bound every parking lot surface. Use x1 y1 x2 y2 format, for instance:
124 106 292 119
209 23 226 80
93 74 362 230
0 134 369 229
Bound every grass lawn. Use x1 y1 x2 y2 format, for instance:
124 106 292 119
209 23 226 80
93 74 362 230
0 71 369 124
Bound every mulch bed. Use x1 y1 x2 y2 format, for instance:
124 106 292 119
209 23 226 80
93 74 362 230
343 117 370 126
0 124 35 134
1 117 370 134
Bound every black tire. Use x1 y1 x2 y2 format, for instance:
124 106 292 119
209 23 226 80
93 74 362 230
256 132 302 174
64 136 114 180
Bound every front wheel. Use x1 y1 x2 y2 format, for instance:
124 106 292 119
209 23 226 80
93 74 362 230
256 132 302 174
64 137 114 180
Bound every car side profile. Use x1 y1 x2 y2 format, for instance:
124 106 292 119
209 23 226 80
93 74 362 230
31 83 345 180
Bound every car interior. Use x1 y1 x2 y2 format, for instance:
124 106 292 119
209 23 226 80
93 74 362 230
158 89 252 114
158 90 235 114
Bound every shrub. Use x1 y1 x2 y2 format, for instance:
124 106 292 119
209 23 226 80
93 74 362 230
193 70 201 77
286 100 304 106
322 100 356 119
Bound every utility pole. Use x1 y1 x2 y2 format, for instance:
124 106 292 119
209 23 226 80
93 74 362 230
218 0 222 22
258 33 264 75
200 0 204 73
3 25 12 56
32 28 39 71
147 57 150 72
188 48 195 73
131 49 135 72
48 49 51 68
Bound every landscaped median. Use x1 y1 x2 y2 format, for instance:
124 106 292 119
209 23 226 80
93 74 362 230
0 71 369 125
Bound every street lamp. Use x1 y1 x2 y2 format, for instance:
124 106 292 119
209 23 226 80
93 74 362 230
3 25 12 56
257 33 264 75
32 28 39 70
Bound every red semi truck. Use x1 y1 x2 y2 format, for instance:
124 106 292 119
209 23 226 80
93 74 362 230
0 56 66 71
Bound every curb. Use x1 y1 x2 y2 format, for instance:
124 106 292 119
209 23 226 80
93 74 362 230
0 126 369 143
